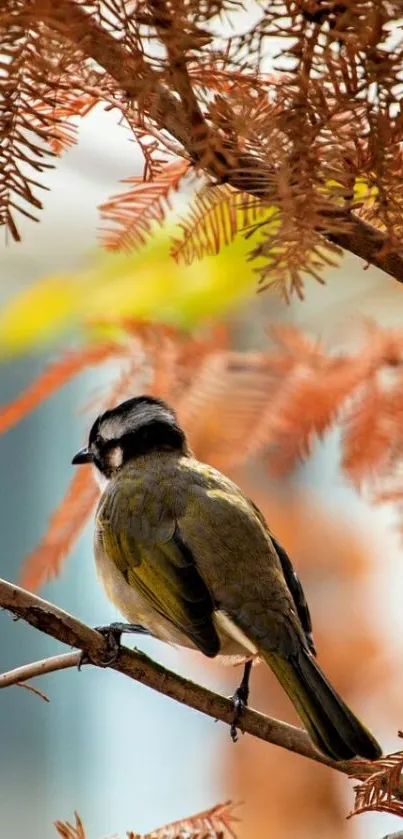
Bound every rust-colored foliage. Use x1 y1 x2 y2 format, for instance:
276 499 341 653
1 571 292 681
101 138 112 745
351 735 403 817
2 1 403 290
33 91 99 155
55 812 86 839
1 320 403 590
0 342 123 435
55 802 238 838
0 2 101 239
170 184 268 264
99 158 190 252
19 468 97 592
340 324 403 490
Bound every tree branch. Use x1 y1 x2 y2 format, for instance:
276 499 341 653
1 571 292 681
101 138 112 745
0 651 79 687
327 216 403 285
31 0 192 147
0 577 379 779
30 0 403 285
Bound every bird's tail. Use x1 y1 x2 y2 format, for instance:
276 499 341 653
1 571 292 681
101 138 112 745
264 647 382 761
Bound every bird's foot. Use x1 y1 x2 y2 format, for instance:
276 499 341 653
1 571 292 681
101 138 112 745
229 659 252 742
230 683 249 742
105 622 150 638
78 622 149 670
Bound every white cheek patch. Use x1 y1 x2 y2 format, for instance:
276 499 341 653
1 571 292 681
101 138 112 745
91 446 123 491
108 445 123 469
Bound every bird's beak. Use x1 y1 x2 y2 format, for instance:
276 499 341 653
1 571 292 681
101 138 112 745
72 447 93 465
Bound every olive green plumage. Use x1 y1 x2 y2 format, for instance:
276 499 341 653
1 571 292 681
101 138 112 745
93 450 381 762
72 395 381 760
267 651 380 761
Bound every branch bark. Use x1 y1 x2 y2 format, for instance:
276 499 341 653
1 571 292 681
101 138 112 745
30 0 403 285
0 577 378 780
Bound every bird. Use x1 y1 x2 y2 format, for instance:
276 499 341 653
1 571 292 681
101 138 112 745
72 394 382 761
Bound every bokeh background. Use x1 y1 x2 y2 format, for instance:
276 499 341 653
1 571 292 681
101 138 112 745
1 98 403 839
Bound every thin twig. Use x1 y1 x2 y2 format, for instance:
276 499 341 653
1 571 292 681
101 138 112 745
138 123 189 158
148 0 222 170
0 577 381 780
15 681 49 702
0 651 80 688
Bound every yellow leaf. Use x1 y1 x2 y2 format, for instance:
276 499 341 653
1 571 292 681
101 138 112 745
88 233 259 328
0 277 79 355
353 177 378 204
0 226 261 355
324 176 377 205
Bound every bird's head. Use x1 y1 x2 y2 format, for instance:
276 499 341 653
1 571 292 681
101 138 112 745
72 395 187 483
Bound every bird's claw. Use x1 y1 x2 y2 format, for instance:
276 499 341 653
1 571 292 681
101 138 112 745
77 625 122 670
230 689 248 742
94 625 122 666
229 659 252 741
77 622 150 671
77 650 90 671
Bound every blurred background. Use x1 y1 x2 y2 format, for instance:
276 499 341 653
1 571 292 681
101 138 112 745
1 102 403 839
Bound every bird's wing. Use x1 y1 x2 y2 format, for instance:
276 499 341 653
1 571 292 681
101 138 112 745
245 499 316 654
268 533 316 655
242 496 315 655
97 478 220 657
177 479 310 659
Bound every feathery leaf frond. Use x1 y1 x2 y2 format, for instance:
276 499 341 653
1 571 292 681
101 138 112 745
0 5 103 239
19 468 98 592
99 158 190 252
0 6 53 240
171 184 272 264
55 812 86 839
32 89 99 156
0 342 123 435
351 737 403 818
54 802 239 838
146 800 239 838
